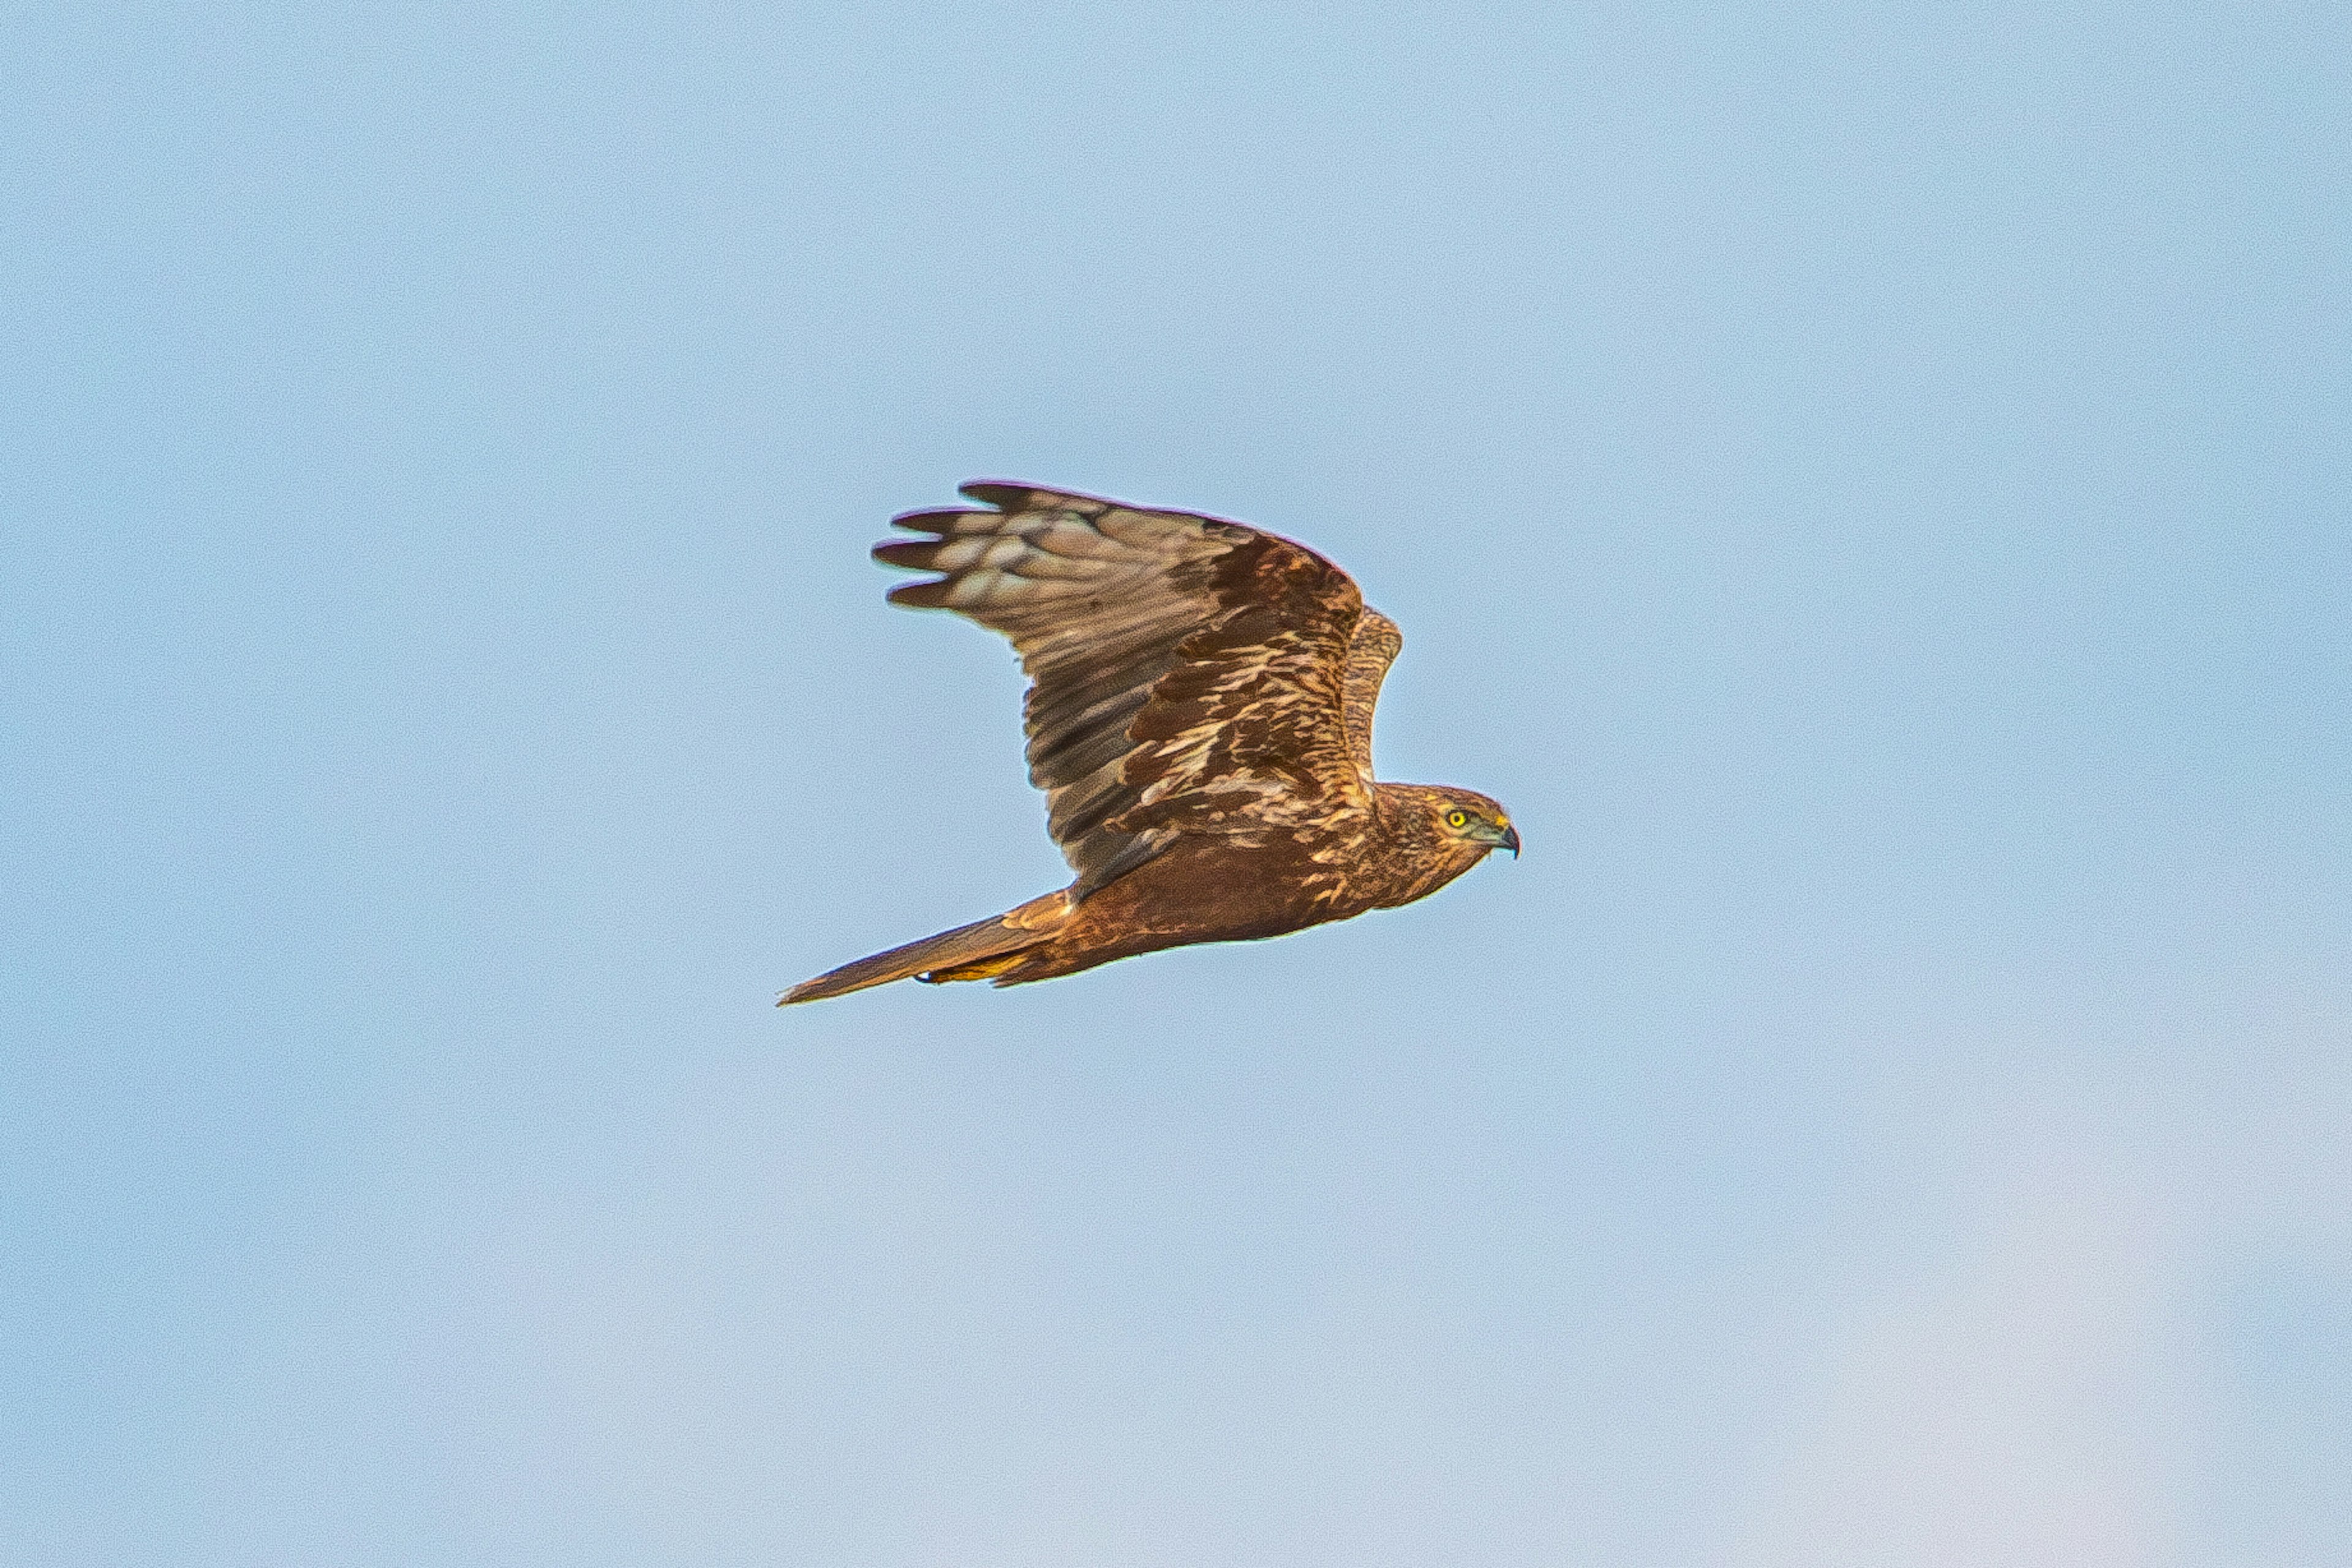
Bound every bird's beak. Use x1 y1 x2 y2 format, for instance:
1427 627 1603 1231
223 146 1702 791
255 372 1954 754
1499 823 1520 858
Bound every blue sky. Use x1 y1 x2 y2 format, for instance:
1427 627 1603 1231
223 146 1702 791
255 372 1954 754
4 4 2346 1563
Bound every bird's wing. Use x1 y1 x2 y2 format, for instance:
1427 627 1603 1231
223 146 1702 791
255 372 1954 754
1340 608 1402 782
876 481 1376 892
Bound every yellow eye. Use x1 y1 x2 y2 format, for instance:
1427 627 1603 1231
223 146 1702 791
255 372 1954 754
1446 809 1469 829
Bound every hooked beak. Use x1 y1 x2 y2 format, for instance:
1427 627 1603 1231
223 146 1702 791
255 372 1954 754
1499 823 1520 858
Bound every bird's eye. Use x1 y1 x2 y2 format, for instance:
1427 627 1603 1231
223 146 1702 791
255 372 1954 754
1446 809 1469 829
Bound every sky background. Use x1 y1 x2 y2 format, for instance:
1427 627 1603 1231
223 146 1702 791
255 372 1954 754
4 4 2348 1564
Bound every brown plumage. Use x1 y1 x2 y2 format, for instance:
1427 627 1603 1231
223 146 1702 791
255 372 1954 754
781 481 1518 1004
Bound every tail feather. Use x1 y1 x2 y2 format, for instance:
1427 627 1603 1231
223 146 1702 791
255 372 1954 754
780 891 1069 1005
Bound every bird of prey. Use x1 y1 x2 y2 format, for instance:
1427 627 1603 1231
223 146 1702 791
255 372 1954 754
781 482 1518 1004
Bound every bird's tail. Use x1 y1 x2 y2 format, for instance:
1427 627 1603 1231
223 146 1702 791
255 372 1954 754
778 890 1071 1005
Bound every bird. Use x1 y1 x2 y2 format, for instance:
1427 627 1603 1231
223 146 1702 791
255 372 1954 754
780 481 1518 1004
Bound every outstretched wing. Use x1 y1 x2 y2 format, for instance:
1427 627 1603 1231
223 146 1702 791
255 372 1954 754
875 481 1388 892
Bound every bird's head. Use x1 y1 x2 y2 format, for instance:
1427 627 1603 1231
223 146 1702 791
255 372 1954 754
1426 788 1520 859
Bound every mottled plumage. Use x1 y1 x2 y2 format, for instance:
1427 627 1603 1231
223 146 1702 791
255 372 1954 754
782 482 1517 1003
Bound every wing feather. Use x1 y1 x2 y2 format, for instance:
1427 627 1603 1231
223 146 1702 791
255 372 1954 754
1341 609 1402 780
873 481 1385 891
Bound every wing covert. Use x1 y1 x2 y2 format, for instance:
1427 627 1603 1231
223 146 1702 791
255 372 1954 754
1340 609 1401 783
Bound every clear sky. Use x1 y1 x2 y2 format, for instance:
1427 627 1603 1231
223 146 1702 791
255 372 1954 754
5 4 2347 1564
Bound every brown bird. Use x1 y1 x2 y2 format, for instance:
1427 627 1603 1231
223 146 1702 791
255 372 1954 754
782 482 1518 1004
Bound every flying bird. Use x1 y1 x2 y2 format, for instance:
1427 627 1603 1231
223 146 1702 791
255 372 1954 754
782 482 1517 1003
